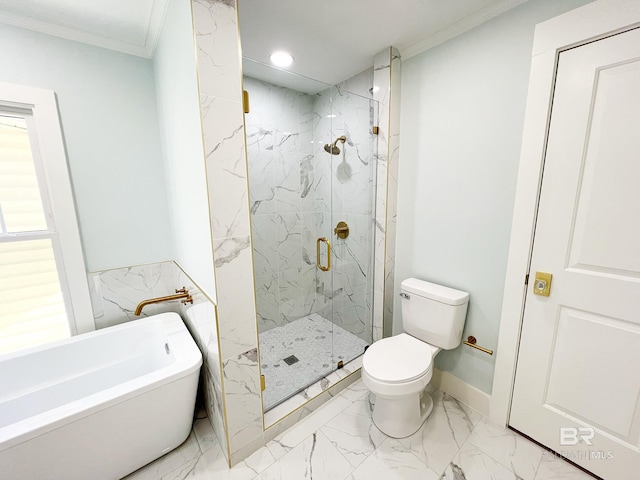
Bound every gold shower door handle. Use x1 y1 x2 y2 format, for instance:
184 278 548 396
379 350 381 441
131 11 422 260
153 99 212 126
317 237 331 271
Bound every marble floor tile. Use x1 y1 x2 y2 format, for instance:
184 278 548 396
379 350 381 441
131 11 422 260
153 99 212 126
266 394 352 460
123 432 201 480
265 439 289 462
257 431 353 480
534 452 595 480
441 443 521 480
166 432 275 480
467 417 545 480
121 381 603 480
337 379 369 402
177 448 229 480
241 447 278 476
319 395 386 468
158 459 200 480
193 417 216 453
348 437 441 480
395 390 481 475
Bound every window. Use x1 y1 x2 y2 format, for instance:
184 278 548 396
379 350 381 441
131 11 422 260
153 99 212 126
0 84 92 354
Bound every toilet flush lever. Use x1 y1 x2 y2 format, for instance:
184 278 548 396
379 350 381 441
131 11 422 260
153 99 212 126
399 292 410 300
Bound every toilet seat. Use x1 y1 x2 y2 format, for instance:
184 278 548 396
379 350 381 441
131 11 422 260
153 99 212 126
363 333 434 384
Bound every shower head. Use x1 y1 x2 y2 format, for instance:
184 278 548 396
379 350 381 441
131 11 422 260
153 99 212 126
324 143 341 155
324 135 346 155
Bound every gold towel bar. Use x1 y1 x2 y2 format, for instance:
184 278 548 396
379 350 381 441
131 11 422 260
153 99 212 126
463 336 494 355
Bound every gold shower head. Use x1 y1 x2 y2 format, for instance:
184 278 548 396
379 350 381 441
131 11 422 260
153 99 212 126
324 135 346 155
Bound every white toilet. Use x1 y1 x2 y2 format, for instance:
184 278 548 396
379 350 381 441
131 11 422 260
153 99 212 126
362 278 469 438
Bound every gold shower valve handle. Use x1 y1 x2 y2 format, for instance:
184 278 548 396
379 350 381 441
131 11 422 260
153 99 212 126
334 221 349 239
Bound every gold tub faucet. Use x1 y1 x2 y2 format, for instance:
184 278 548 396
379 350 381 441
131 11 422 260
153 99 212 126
134 287 193 316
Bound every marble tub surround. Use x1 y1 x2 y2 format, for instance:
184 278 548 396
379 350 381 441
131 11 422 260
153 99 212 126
88 261 215 330
125 381 592 480
88 260 227 462
88 260 184 330
182 301 227 459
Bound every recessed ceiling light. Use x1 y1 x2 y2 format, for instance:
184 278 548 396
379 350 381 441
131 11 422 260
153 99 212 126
270 51 293 67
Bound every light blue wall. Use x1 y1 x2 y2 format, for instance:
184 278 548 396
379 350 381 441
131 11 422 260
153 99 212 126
395 0 594 394
153 0 216 300
0 23 172 272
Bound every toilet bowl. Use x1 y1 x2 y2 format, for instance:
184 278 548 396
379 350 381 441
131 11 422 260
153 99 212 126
362 333 441 438
362 278 469 439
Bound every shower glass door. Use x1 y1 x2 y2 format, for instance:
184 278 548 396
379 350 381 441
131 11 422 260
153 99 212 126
244 59 377 411
325 85 377 371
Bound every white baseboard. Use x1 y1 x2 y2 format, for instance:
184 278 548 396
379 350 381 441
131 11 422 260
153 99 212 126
432 368 491 417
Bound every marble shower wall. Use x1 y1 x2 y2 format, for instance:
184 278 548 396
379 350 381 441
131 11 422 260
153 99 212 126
192 0 262 465
372 47 401 340
87 261 226 459
244 76 318 333
245 71 377 346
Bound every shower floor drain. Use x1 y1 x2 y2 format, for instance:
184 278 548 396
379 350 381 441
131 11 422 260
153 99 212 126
283 355 299 366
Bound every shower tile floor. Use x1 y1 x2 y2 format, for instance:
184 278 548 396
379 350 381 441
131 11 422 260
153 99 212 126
259 313 369 410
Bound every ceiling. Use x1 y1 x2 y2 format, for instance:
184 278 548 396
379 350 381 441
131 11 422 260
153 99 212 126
0 0 168 57
0 0 527 87
238 0 527 87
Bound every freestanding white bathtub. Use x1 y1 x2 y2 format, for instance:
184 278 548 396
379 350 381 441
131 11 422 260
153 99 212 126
0 312 202 480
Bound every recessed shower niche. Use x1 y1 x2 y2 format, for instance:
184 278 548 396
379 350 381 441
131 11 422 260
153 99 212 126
243 59 378 410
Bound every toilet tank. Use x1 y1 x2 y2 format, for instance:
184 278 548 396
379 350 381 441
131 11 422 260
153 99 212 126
400 278 469 350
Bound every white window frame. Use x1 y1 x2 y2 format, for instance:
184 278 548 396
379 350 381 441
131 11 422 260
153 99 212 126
0 82 94 335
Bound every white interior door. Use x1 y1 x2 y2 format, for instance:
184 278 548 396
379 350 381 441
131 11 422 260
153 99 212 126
510 27 640 479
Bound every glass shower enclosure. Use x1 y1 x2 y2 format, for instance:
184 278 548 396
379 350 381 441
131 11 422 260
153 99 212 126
243 59 378 410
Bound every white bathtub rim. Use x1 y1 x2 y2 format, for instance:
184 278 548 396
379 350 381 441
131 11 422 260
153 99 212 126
0 312 182 363
0 313 202 451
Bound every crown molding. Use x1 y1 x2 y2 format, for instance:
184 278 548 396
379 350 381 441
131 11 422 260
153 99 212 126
0 0 168 59
400 0 528 60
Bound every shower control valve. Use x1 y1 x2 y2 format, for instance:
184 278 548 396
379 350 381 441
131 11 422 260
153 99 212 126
334 221 350 239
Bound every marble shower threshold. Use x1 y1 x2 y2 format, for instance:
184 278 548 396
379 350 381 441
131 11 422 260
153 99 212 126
264 355 363 428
